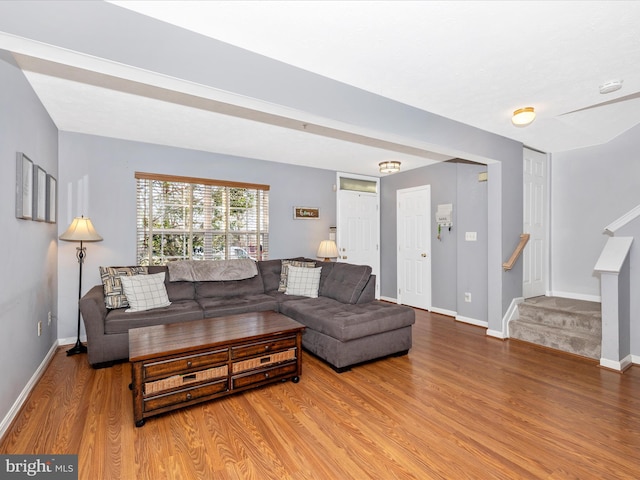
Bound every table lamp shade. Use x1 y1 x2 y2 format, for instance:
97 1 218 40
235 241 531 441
60 216 103 242
317 240 338 260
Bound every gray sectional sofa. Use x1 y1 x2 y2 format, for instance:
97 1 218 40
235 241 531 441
79 258 415 371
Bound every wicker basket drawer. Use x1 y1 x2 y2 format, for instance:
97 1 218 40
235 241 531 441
145 365 229 396
232 348 296 374
232 362 298 390
144 380 229 412
144 349 229 379
231 336 297 360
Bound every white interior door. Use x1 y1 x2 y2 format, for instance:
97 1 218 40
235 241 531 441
523 148 548 298
397 185 431 310
336 174 380 298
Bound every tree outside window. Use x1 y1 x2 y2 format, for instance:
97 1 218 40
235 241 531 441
136 173 269 265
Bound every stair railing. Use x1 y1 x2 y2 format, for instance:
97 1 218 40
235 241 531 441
503 233 530 271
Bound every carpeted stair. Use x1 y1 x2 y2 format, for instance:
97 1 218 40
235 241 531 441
509 296 602 360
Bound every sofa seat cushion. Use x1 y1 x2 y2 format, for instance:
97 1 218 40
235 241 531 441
266 291 309 303
104 300 203 334
280 298 415 342
198 294 278 318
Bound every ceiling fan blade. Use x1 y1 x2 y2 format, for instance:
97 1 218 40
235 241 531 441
559 91 640 116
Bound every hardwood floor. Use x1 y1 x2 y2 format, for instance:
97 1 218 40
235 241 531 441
2 310 639 479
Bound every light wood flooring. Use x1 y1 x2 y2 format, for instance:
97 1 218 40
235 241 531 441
1 310 639 479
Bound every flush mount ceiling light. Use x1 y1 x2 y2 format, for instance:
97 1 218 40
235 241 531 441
599 79 623 94
379 161 401 174
512 107 536 126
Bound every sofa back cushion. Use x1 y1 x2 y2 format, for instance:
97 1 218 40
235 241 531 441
195 272 265 298
257 257 307 293
99 266 148 309
320 263 372 304
149 265 195 301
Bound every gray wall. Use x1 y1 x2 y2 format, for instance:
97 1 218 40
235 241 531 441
0 51 58 427
57 132 337 340
456 162 489 322
380 160 489 323
552 122 640 300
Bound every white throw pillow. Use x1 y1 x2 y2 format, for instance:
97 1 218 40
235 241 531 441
278 260 316 292
285 265 322 298
120 272 171 312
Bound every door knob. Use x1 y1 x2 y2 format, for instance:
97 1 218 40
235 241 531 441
421 253 427 257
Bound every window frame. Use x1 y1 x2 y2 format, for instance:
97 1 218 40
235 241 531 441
135 172 269 265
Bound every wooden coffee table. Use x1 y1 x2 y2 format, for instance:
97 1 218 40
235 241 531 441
129 311 305 427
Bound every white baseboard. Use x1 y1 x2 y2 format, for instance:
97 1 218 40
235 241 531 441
549 290 601 303
379 296 397 303
0 341 59 441
455 315 488 328
58 335 85 346
600 354 633 372
490 296 524 339
632 355 640 365
430 307 456 318
487 329 507 339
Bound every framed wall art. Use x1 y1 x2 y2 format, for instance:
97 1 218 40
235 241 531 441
16 152 33 220
293 206 319 219
46 174 57 223
33 164 47 222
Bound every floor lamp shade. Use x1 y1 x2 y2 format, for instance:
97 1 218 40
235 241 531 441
60 216 103 356
59 216 103 242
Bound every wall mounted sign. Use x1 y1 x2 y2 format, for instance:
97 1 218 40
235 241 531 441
293 207 319 219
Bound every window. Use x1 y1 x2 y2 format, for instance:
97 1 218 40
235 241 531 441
136 172 269 265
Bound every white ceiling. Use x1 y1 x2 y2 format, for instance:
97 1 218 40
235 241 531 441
10 1 640 176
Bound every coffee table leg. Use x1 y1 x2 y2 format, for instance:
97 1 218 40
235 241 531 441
131 362 144 427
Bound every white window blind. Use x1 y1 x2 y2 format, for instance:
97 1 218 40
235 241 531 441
135 172 269 265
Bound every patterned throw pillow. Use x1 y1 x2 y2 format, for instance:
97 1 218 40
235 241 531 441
119 272 171 312
285 265 322 298
278 260 316 292
99 266 148 309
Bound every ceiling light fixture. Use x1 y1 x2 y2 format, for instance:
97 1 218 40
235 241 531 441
599 79 623 94
379 161 401 174
512 107 536 126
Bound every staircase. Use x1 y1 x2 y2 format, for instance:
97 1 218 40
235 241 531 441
509 296 602 360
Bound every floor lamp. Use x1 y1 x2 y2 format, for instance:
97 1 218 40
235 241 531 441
60 216 103 356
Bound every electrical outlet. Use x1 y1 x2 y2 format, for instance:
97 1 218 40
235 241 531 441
464 292 472 303
37 321 42 337
48 311 52 326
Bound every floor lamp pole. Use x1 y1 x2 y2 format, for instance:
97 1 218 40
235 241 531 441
67 240 88 356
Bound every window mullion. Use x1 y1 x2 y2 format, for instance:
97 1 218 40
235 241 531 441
148 180 154 265
188 184 193 260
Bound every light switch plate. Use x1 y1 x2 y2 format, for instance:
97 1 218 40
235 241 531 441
465 232 477 241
